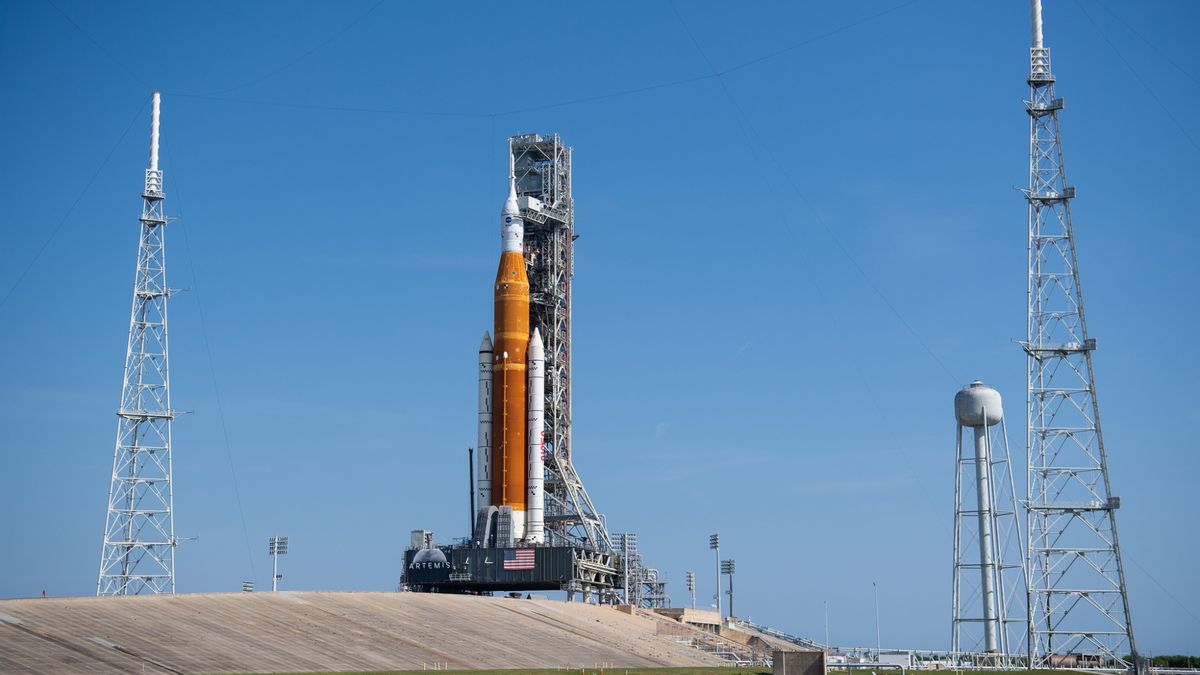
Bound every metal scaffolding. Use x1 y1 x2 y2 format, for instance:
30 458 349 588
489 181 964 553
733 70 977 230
97 92 178 595
1021 2 1139 669
640 565 670 609
509 133 614 555
615 532 669 609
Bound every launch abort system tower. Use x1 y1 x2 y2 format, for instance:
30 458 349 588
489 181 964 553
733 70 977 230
1021 1 1139 668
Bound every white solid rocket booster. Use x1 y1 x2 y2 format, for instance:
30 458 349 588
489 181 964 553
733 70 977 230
477 331 494 508
525 328 546 544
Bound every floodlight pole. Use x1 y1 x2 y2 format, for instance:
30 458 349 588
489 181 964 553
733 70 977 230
728 568 733 618
873 581 881 661
722 559 736 618
686 570 696 609
825 600 830 647
709 533 721 618
269 536 288 592
622 534 630 605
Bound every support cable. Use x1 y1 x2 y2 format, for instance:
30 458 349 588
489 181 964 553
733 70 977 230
670 2 956 522
167 93 493 119
1094 1 1200 89
162 1 924 121
493 73 716 117
1126 553 1200 627
0 96 150 311
719 0 922 77
182 0 387 96
47 0 384 99
43 0 149 89
670 2 960 387
1073 0 1200 154
164 143 259 584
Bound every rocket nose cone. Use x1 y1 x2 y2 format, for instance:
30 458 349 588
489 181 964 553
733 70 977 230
502 172 521 216
480 331 493 352
528 328 544 357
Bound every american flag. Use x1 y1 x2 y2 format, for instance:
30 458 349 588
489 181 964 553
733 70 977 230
503 548 535 571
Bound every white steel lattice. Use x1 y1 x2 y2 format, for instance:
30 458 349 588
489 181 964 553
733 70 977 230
615 532 669 609
1021 22 1139 669
510 134 614 555
97 94 177 595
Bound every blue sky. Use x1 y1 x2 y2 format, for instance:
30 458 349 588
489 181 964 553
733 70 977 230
1 0 1197 655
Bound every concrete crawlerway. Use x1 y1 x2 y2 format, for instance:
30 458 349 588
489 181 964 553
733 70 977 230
0 591 729 673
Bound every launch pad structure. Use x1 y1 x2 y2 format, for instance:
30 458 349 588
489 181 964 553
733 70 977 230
403 133 632 602
510 134 615 555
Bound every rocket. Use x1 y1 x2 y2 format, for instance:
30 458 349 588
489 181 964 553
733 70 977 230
491 160 530 540
474 148 545 545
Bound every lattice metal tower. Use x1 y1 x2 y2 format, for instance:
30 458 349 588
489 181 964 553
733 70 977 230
950 382 1026 665
616 532 641 606
97 92 178 595
509 134 614 554
614 532 669 609
641 566 670 609
1021 2 1138 668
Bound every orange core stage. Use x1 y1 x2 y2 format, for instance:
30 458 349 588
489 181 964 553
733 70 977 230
491 250 529 512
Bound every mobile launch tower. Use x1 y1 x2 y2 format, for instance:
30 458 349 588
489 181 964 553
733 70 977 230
509 133 613 554
97 92 178 595
1021 1 1139 668
403 134 620 601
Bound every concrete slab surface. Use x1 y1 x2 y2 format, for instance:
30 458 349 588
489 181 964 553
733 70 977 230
0 591 728 674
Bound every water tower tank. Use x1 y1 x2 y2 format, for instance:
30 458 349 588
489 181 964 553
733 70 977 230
955 380 1003 427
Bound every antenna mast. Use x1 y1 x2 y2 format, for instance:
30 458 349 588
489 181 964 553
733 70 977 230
1021 2 1139 669
97 91 178 595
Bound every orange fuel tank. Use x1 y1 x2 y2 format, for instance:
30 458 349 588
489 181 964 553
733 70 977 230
490 235 529 519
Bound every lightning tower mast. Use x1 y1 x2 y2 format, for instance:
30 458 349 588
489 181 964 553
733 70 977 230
508 134 614 554
1022 2 1139 668
97 92 178 595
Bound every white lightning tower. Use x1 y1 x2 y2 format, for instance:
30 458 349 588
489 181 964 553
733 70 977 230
1022 1 1139 669
97 92 178 595
950 382 1025 666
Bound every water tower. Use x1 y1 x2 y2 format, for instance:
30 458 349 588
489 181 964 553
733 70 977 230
950 381 1026 665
